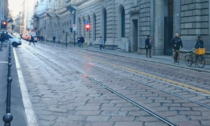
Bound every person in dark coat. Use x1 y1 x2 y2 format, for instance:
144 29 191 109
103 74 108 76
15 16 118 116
29 35 35 45
4 32 9 47
0 31 6 51
53 36 56 43
195 36 203 49
171 33 183 62
80 36 84 48
145 35 152 58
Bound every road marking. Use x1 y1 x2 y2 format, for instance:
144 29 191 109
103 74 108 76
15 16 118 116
94 59 210 95
0 61 8 64
13 48 39 126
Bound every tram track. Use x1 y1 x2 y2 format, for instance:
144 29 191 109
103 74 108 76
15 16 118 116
22 45 178 126
34 45 210 110
39 43 210 92
20 43 210 125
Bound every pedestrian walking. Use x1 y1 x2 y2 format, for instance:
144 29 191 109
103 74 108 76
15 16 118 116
171 33 183 62
145 35 152 58
80 36 84 48
98 36 104 50
77 36 81 47
0 31 6 51
53 36 56 44
4 32 9 47
29 35 35 45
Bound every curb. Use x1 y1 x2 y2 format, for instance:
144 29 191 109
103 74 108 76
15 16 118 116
84 48 210 74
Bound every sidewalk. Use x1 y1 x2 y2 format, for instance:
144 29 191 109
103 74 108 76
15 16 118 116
0 46 27 126
84 46 210 73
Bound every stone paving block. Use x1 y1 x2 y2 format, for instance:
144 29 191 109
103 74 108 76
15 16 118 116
136 116 159 122
170 107 191 111
177 121 201 126
114 122 143 126
101 106 121 111
145 122 168 126
201 120 210 126
167 115 189 123
101 111 127 116
121 107 141 111
179 111 201 116
75 111 101 116
85 122 114 126
86 116 110 121
109 116 135 122
158 111 178 117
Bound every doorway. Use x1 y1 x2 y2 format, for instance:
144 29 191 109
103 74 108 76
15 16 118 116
132 19 138 52
164 0 174 55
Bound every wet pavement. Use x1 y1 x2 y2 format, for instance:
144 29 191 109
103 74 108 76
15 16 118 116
14 40 210 126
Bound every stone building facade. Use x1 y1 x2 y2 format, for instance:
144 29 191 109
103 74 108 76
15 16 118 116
33 0 74 43
33 0 210 55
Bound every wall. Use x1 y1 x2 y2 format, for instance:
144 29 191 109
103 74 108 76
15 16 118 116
180 0 210 51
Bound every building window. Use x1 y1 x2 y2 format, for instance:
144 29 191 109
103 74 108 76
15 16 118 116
168 0 173 17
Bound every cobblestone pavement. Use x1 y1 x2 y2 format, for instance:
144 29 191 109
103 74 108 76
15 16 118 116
15 41 210 126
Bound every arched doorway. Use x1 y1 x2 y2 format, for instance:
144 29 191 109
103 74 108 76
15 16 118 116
164 0 174 55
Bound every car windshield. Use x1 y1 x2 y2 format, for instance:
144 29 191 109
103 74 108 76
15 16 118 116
8 33 14 38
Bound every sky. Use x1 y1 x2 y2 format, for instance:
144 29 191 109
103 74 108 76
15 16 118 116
8 0 24 16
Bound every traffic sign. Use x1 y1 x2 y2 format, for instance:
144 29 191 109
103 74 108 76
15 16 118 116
84 21 88 25
73 24 77 31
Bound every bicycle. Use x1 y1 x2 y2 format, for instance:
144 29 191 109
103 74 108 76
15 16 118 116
185 48 205 68
173 50 180 64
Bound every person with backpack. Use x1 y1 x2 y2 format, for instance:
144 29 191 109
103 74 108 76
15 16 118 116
29 35 35 45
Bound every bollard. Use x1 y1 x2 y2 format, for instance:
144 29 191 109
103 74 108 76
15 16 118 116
8 52 11 57
3 113 13 126
7 63 12 78
3 44 13 126
6 77 12 113
8 56 11 64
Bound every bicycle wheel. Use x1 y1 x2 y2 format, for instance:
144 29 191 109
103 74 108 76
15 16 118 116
185 54 193 67
196 56 205 68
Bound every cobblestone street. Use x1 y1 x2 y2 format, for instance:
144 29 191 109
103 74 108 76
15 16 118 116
14 41 210 126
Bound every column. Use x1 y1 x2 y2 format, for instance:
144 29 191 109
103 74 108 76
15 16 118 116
174 0 181 34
